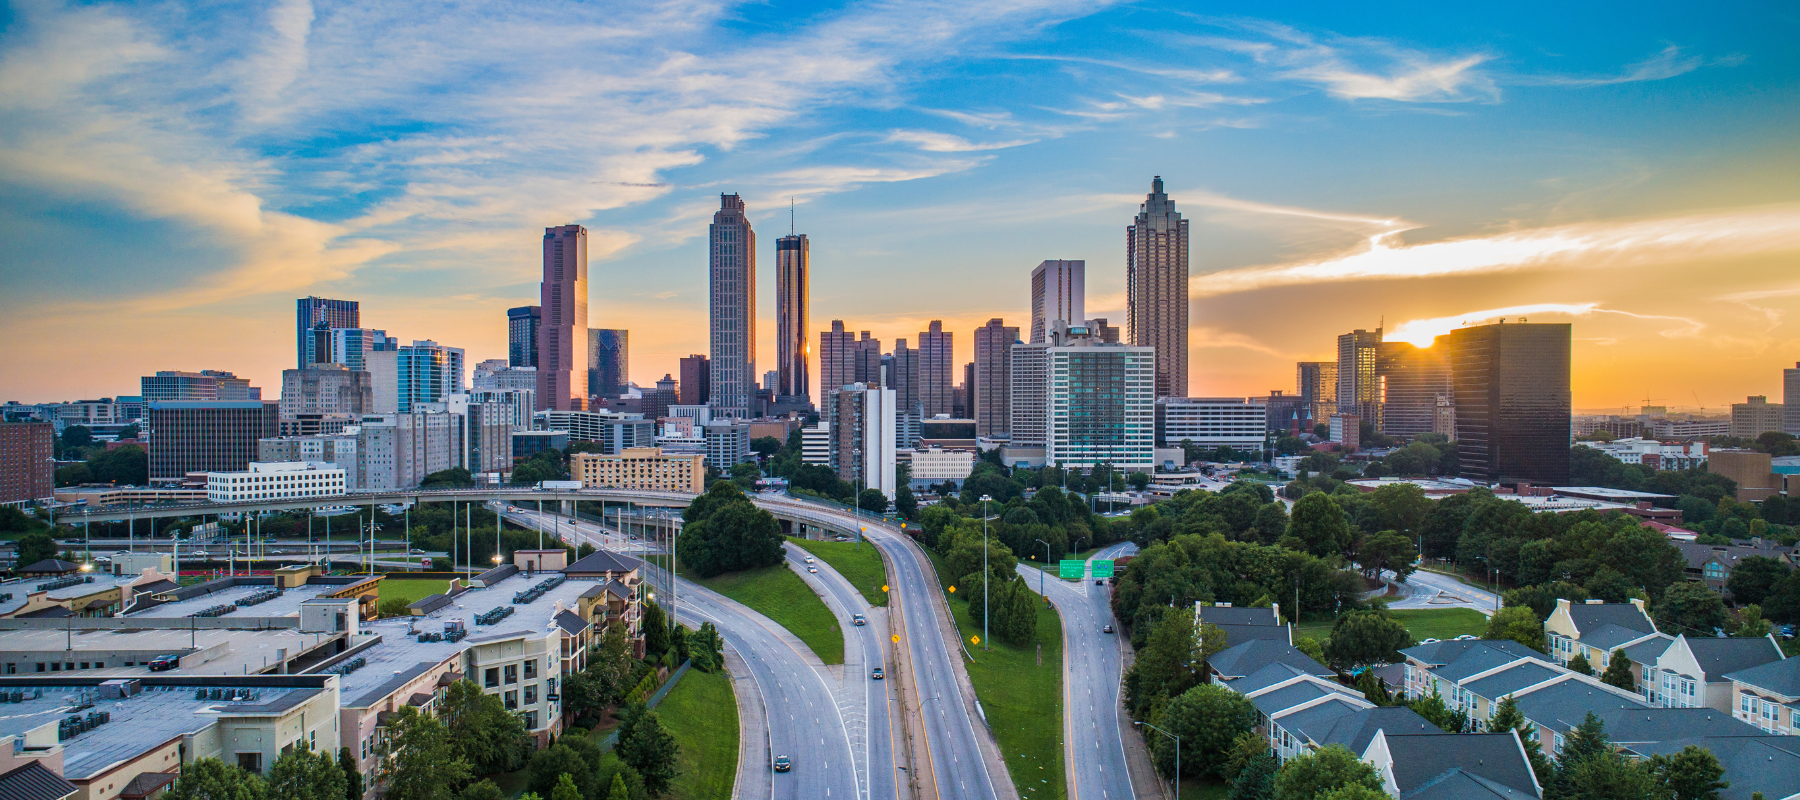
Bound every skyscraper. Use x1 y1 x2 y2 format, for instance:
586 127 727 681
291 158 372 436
1030 260 1085 344
1785 363 1800 436
1127 176 1189 398
1296 361 1338 424
589 329 628 399
918 320 954 417
1337 328 1383 429
777 233 810 404
397 340 465 413
1446 322 1571 485
974 319 1019 439
296 297 359 369
679 355 711 406
709 194 756 419
508 306 541 368
820 321 883 395
538 225 589 411
1377 341 1451 438
147 401 279 479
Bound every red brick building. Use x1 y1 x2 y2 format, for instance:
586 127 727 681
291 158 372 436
0 422 55 505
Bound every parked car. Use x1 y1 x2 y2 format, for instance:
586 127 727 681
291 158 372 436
871 667 884 680
147 654 180 672
773 755 791 772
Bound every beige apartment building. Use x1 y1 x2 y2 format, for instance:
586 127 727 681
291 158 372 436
570 447 704 493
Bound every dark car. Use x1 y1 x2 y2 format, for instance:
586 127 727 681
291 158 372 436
773 755 791 772
871 667 885 680
1102 624 1114 634
147 654 180 671
1095 579 1104 586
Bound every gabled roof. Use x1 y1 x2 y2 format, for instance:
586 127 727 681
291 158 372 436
1623 736 1800 800
603 579 633 600
1251 679 1361 718
1279 697 1370 745
1403 768 1536 800
1402 639 1539 669
1224 661 1328 696
18 559 79 574
1513 679 1649 732
554 610 590 635
133 578 178 595
1464 660 1563 701
1672 539 1795 572
1594 706 1761 744
1676 635 1784 680
118 772 177 800
1431 644 1544 684
1566 601 1656 637
1725 655 1800 698
1580 622 1658 654
1619 633 1675 666
15 606 72 619
0 762 78 800
1318 706 1440 753
1215 622 1289 648
563 550 642 575
1383 733 1539 798
1209 639 1327 680
1196 605 1282 627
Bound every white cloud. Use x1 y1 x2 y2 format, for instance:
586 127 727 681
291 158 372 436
1523 45 1708 88
885 130 1037 152
1385 303 1705 347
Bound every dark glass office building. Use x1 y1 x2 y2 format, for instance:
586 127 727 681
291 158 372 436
296 297 359 369
508 305 541 368
1446 322 1571 486
589 329 628 399
147 401 280 480
1378 341 1451 438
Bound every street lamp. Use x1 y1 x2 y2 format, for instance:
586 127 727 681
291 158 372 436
1035 538 1050 597
981 494 992 652
1134 720 1180 798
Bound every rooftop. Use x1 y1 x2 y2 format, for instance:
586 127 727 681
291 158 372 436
0 626 345 678
1678 635 1784 679
0 572 158 618
1724 654 1800 698
123 582 335 619
1548 486 1676 500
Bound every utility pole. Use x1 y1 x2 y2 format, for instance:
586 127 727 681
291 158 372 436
982 494 992 651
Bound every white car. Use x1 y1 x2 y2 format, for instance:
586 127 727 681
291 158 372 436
804 556 815 564
808 567 818 574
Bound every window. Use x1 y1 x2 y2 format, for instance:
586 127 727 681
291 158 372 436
504 691 518 710
524 685 537 705
523 711 538 730
237 753 262 773
485 668 500 688
505 665 518 684
524 659 538 679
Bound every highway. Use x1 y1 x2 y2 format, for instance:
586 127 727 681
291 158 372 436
784 541 898 800
503 507 862 800
756 496 1006 800
1016 541 1139 800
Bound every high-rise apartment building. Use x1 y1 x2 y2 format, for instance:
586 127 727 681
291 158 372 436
396 340 465 413
589 329 628 399
1786 363 1800 436
1008 343 1050 449
678 355 710 406
0 422 54 505
918 321 954 417
1044 327 1155 470
474 359 538 393
140 370 261 402
819 321 883 396
1127 176 1188 398
1377 341 1451 438
958 362 974 421
508 306 541 368
776 233 810 404
828 383 897 499
1030 260 1085 344
1296 361 1338 423
973 319 1019 439
538 225 589 411
1730 396 1786 439
1089 317 1121 344
147 401 279 480
1446 322 1571 485
470 389 535 429
709 194 756 418
417 394 515 475
296 297 359 369
325 328 397 413
279 365 372 435
1336 329 1383 429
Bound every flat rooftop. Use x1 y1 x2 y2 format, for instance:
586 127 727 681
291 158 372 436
124 582 335 619
0 627 346 678
1550 486 1677 500
0 683 320 780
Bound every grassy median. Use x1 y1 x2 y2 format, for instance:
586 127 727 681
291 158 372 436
927 552 1066 800
789 537 889 607
658 668 739 800
693 564 845 665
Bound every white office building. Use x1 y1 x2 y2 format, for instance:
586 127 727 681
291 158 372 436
471 389 535 430
207 461 347 502
827 383 896 498
801 422 832 466
474 362 539 394
1156 397 1269 452
533 410 655 453
704 419 754 468
1576 437 1708 470
905 445 974 487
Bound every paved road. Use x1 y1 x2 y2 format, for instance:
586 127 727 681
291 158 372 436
1016 542 1138 800
785 543 898 800
1386 567 1501 616
757 497 1005 800
506 508 861 800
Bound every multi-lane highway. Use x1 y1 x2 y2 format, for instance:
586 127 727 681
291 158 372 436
1016 541 1139 800
784 542 897 800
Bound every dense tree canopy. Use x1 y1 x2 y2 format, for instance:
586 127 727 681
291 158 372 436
676 482 784 577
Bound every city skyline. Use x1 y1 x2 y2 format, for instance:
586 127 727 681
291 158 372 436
2 3 1797 409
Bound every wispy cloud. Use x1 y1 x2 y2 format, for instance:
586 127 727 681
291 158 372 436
1169 21 1498 103
1386 303 1705 347
885 130 1038 152
1521 45 1711 88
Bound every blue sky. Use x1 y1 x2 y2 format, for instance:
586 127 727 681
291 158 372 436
2 0 1797 409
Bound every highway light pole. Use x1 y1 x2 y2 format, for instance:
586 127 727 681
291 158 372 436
1035 538 1050 597
981 494 992 652
1135 720 1180 798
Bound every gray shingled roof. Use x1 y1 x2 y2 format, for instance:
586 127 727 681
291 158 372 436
0 762 77 800
1724 655 1800 698
1580 622 1658 653
1513 679 1649 733
1594 706 1761 744
1385 733 1539 797
18 559 79 575
1402 639 1539 668
1464 660 1563 701
1197 605 1282 627
1319 706 1441 753
1403 768 1534 800
1250 681 1346 717
554 610 589 635
1624 736 1800 800
1436 645 1538 684
1620 633 1675 666
1224 661 1326 696
563 550 642 575
1279 696 1369 744
1567 601 1655 636
1209 639 1327 680
1681 636 1783 680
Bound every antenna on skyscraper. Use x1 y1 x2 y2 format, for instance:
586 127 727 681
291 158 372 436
790 197 794 235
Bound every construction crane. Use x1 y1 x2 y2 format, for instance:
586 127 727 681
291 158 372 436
1691 390 1706 413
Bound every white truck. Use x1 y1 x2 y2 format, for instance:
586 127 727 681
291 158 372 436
535 480 583 491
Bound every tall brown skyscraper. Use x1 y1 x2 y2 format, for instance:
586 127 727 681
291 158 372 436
678 354 710 405
918 321 955 417
1446 322 1571 485
776 233 809 403
974 319 1019 439
709 194 756 418
890 338 919 414
820 321 881 395
538 225 588 411
1127 176 1189 398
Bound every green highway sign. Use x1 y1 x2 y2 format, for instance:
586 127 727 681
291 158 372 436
1091 560 1115 579
1059 560 1085 580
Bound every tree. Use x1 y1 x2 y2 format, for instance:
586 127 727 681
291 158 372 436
750 436 783 458
642 601 670 655
616 703 679 795
1551 711 1614 799
1488 695 1554 788
1228 750 1277 800
1483 606 1547 652
1735 604 1773 638
688 622 724 672
1563 752 1662 799
439 680 526 775
166 758 266 800
1322 611 1412 669
379 597 412 618
1271 745 1383 800
1567 653 1593 676
1128 472 1151 491
1355 530 1418 582
895 483 918 517
1222 731 1269 783
550 774 581 800
268 742 346 800
15 532 58 567
678 495 784 577
1727 556 1790 607
605 774 632 800
526 746 593 800
382 706 470 800
1600 648 1636 691
458 781 503 800
1154 684 1259 780
1288 493 1352 557
89 444 149 485
590 622 634 704
1317 787 1387 800
1406 688 1469 733
992 579 1039 646
729 460 762 489
858 488 889 513
1294 636 1326 665
1656 581 1731 635
1647 745 1729 800
1123 606 1207 718
339 748 363 800
61 425 93 450
420 467 474 488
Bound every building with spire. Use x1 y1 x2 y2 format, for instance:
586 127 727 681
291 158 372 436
777 229 810 407
1127 177 1189 398
709 194 756 418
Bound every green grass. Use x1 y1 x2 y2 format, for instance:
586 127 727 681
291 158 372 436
378 578 450 605
789 537 889 607
1295 607 1491 645
658 668 739 800
692 564 845 665
926 552 1066 800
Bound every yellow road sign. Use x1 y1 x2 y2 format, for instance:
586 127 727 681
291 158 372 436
891 634 900 642
882 584 889 592
947 586 955 593
971 635 980 645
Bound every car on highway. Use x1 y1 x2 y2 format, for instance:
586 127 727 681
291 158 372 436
1095 579 1104 586
870 667 884 680
410 548 425 554
852 614 866 626
807 567 817 573
773 755 791 772
1102 624 1114 634
804 555 814 563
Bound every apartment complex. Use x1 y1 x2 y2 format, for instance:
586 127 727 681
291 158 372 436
571 447 704 493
